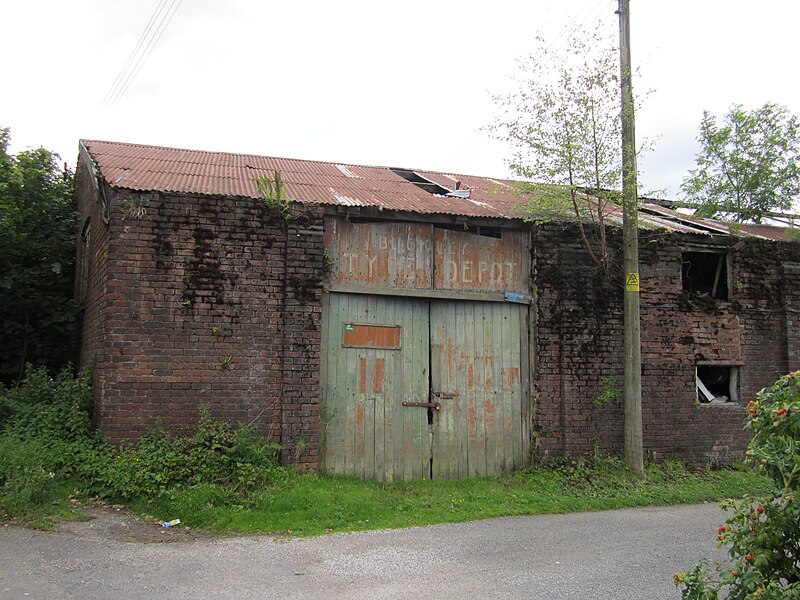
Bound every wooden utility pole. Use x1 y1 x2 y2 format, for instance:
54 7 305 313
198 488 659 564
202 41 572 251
617 0 644 475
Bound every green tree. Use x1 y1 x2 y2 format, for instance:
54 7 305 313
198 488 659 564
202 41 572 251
682 103 800 223
0 127 78 384
491 28 622 270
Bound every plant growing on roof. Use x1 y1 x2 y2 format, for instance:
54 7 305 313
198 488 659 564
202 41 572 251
254 170 292 220
490 26 627 272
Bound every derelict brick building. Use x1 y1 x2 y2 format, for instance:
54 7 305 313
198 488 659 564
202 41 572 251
74 140 800 478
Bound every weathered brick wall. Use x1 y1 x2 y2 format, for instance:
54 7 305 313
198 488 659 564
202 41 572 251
73 159 110 423
532 225 625 458
281 215 324 467
734 240 799 398
77 183 323 468
782 261 800 373
533 223 800 465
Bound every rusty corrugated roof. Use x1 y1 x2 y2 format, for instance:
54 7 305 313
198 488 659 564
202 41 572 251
81 140 526 220
79 139 791 240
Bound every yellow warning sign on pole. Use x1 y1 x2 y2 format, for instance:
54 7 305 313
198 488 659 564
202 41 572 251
625 272 640 292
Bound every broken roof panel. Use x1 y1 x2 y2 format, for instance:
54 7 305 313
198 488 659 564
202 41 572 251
79 140 793 240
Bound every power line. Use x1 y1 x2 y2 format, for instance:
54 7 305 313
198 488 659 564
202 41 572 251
107 0 183 109
101 0 183 110
100 0 171 109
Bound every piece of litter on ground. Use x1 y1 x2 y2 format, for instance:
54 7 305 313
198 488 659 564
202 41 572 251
161 519 181 528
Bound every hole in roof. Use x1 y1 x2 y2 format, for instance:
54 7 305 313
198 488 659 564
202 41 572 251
390 169 452 196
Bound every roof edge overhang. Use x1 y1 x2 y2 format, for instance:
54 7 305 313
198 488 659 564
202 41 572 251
322 204 528 229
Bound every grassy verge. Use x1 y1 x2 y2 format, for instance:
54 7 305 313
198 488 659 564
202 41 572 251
133 458 770 536
1 368 770 535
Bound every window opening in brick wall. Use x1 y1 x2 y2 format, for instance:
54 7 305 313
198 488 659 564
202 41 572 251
682 251 728 299
696 365 739 404
79 219 91 302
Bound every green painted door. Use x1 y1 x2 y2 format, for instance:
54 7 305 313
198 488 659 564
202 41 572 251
322 293 431 481
430 300 525 478
322 294 527 480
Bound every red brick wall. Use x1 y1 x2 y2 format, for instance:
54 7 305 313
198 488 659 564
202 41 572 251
281 216 324 467
76 180 323 468
73 159 110 424
533 224 800 465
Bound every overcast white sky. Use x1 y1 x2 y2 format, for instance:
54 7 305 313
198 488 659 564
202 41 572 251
2 0 799 198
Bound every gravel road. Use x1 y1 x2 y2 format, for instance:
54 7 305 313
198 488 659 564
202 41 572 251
0 502 730 599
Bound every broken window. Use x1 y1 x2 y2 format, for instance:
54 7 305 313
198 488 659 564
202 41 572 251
682 251 728 299
696 366 739 404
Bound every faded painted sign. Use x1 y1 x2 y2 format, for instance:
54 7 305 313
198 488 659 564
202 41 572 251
433 228 527 292
324 216 529 294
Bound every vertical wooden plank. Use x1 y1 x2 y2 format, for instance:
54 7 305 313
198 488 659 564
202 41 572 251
505 303 523 470
363 305 380 481
389 296 404 481
333 293 349 475
431 300 455 479
483 301 500 475
520 300 533 468
471 301 487 477
430 302 443 479
415 297 431 479
491 301 506 473
319 291 330 472
444 299 468 479
343 294 358 475
373 355 386 481
327 291 343 475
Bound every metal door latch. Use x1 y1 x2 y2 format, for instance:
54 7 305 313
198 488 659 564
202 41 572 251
402 401 441 411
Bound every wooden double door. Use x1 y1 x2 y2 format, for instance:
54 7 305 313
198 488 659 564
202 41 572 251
321 293 529 480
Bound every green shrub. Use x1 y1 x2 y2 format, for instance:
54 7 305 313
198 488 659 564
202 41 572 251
676 371 800 599
0 368 284 519
0 433 58 515
0 367 107 518
91 409 283 502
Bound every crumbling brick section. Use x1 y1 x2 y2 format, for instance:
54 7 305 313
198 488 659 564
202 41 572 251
76 169 324 469
281 209 324 468
533 224 800 466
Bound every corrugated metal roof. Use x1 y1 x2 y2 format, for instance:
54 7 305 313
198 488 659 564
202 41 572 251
81 140 526 220
80 139 791 240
